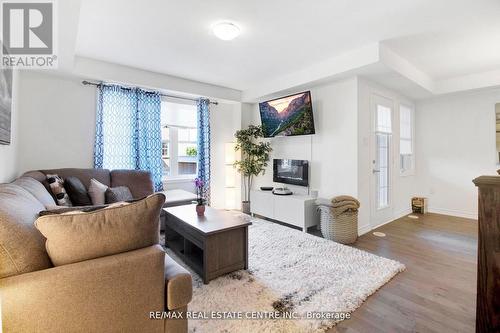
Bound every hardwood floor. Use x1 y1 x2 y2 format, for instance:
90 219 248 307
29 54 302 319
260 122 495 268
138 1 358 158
326 213 478 333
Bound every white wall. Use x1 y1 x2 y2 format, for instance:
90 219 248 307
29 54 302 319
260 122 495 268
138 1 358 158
16 71 96 174
75 57 242 102
243 77 359 203
416 88 499 219
357 78 416 232
0 71 19 183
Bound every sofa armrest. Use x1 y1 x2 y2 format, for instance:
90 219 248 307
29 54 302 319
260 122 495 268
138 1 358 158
164 254 192 310
111 169 154 199
0 245 165 333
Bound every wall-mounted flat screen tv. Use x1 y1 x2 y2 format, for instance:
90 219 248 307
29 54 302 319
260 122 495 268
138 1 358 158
259 91 315 138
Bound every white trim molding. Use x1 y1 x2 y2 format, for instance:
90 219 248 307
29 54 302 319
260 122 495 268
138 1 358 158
358 208 412 236
428 207 478 220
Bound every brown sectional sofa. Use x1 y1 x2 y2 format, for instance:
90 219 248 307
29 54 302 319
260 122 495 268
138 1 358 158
0 168 192 333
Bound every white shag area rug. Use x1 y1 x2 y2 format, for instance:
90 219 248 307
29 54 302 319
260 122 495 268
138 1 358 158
164 215 405 333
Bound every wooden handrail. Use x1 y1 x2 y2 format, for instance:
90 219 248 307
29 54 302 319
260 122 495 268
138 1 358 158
473 175 500 186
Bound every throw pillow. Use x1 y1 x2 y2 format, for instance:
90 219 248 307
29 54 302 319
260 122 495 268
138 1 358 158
46 174 72 207
34 193 165 266
64 176 92 206
105 186 133 204
88 178 108 205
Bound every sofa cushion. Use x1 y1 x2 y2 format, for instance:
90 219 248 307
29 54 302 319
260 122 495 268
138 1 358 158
35 193 166 266
64 176 92 206
164 254 193 310
110 170 154 199
105 186 133 204
0 184 52 278
13 176 55 208
88 178 108 205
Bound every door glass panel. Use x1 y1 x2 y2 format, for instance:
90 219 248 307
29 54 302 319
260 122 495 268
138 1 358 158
376 133 390 209
377 105 392 133
375 103 392 210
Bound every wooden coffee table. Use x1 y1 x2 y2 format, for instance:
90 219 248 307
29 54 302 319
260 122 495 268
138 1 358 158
163 204 252 284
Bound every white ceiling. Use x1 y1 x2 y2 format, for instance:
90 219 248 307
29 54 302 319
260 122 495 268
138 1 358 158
384 27 500 80
75 0 500 98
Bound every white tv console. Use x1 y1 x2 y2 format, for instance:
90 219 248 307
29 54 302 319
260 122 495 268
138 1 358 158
250 190 319 232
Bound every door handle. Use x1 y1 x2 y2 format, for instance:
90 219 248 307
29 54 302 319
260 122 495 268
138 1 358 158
373 169 380 173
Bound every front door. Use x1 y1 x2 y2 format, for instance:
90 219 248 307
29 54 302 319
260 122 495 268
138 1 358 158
370 94 394 227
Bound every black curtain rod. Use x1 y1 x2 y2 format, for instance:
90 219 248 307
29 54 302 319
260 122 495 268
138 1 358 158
81 80 218 105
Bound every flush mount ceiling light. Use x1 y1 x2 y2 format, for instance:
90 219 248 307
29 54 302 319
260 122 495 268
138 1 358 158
212 21 241 41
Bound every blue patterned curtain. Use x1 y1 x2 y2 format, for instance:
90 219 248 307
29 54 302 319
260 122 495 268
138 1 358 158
94 84 164 191
197 98 211 204
136 90 164 191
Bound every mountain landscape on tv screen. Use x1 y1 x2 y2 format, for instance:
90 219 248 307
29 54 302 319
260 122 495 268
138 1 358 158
259 92 315 137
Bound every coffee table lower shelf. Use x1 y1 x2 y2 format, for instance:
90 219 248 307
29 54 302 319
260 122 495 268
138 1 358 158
166 237 204 276
164 209 250 284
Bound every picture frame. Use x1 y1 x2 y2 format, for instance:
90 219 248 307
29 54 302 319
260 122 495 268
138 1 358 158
0 43 13 145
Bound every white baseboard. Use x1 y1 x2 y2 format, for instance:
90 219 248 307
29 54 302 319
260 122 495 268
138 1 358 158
394 208 413 219
358 208 412 236
428 207 477 220
358 207 477 236
358 224 372 236
372 208 413 230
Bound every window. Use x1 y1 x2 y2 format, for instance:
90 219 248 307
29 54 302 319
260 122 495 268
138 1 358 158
399 104 414 175
161 100 198 179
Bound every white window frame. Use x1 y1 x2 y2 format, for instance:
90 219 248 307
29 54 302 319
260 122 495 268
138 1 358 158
399 103 415 177
161 100 198 181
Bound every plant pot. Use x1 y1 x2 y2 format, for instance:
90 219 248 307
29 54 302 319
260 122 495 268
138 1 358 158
196 204 205 216
242 201 251 215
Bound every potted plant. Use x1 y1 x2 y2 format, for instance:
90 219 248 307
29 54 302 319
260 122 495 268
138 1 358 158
234 125 272 214
194 178 206 216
